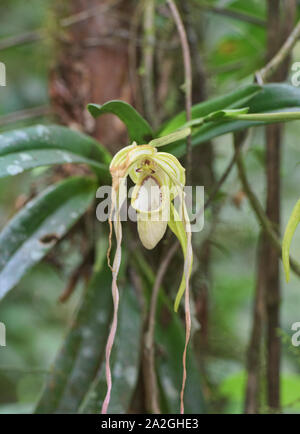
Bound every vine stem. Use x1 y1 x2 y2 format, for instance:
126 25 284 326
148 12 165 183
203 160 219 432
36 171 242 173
256 19 300 84
167 0 192 183
233 135 300 278
143 241 179 413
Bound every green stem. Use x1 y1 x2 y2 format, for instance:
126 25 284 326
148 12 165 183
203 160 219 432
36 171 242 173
234 111 300 122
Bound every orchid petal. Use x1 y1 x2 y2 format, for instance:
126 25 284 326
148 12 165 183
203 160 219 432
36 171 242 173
168 203 193 311
137 217 168 250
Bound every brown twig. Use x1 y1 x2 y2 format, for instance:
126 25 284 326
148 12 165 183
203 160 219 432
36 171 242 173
190 139 242 225
143 241 179 414
233 135 300 278
83 32 179 50
167 0 192 183
0 105 52 128
203 145 239 211
59 0 121 27
0 30 43 51
59 249 93 303
0 0 121 52
256 19 300 84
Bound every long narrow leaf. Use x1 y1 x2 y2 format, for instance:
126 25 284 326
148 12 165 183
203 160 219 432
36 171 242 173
35 256 113 413
0 125 111 181
0 176 96 299
160 84 261 136
80 284 143 414
163 84 300 157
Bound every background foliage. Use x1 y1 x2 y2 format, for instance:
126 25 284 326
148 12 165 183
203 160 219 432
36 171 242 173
1 0 300 414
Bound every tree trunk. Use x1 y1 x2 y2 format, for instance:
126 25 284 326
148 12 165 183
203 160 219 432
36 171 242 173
264 0 296 412
50 0 135 154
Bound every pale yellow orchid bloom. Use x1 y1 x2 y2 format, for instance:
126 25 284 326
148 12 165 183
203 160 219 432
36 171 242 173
102 128 193 415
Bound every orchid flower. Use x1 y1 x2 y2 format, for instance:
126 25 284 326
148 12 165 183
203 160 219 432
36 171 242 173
101 128 193 414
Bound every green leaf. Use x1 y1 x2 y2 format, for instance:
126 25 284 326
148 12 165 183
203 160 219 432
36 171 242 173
0 176 96 300
80 284 143 414
0 125 111 181
159 84 261 136
163 84 300 157
282 199 300 283
35 255 113 414
88 100 154 144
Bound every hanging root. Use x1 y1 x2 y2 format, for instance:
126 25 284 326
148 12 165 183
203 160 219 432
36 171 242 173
101 201 122 414
101 277 119 414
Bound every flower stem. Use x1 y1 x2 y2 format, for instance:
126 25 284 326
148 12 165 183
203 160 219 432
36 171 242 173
233 111 300 122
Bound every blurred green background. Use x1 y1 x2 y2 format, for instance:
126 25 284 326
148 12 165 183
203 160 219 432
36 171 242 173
1 0 300 414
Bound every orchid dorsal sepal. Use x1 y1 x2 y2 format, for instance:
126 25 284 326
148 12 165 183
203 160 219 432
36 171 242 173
282 199 300 282
148 127 191 148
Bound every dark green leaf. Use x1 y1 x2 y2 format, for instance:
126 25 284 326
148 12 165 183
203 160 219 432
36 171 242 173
88 100 154 144
81 284 143 414
0 176 96 300
159 84 261 136
35 257 113 414
156 298 206 414
164 84 300 157
0 125 111 181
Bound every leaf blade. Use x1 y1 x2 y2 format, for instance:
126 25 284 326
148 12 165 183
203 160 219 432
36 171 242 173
80 284 143 414
88 100 154 144
0 176 96 299
0 125 111 181
35 256 113 414
159 84 261 136
163 84 300 157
